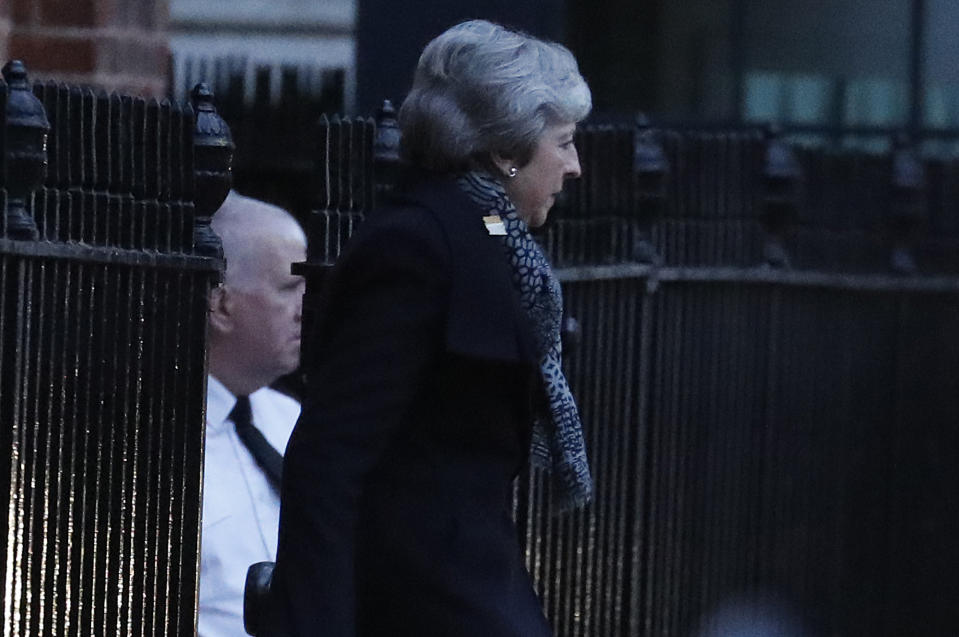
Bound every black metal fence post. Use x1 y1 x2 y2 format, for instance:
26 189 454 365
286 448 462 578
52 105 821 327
1 61 49 240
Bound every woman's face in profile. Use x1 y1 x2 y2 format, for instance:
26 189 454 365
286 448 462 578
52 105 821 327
503 122 581 228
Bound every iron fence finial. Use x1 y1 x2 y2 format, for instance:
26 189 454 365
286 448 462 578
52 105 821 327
373 99 401 198
631 112 668 265
2 60 50 241
191 82 234 258
760 125 802 268
888 132 925 274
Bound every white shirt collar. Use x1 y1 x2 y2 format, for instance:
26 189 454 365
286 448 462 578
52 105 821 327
206 375 237 433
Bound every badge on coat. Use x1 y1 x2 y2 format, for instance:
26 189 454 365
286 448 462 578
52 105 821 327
483 215 506 236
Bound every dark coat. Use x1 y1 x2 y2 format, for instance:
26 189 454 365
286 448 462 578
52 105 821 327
265 175 553 637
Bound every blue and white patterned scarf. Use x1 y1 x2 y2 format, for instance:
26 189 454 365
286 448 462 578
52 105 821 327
456 171 592 510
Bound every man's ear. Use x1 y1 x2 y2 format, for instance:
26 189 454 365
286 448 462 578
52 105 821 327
208 284 233 334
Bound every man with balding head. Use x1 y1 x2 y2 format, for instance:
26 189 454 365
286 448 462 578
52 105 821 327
199 192 307 637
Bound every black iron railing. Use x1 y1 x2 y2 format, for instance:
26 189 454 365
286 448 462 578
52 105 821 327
291 111 959 636
170 54 346 218
1 60 231 637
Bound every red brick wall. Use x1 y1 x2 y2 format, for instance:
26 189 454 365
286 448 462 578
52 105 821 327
0 0 10 62
5 0 168 96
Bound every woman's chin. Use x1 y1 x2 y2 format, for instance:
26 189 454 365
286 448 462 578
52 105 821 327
527 208 552 228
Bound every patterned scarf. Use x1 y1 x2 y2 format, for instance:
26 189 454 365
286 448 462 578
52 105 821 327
456 171 592 510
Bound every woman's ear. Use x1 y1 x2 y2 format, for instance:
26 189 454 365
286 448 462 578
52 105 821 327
490 152 515 179
208 284 233 335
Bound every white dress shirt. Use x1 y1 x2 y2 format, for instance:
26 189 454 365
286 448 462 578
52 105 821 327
198 375 300 637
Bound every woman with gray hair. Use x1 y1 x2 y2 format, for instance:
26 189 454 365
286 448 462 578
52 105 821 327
267 19 592 637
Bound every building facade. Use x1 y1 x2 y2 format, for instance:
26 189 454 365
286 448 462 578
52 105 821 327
2 0 169 96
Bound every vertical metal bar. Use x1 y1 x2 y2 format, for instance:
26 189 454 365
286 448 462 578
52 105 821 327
1 256 12 632
87 263 107 637
616 280 637 636
180 270 202 634
30 257 51 635
103 263 126 635
121 96 136 248
607 279 631 637
80 89 94 195
315 114 331 214
627 283 650 637
46 258 66 636
661 284 678 637
638 288 656 636
700 283 722 625
32 82 55 191
580 283 597 637
363 117 376 213
54 86 70 193
12 260 29 635
329 115 342 213
108 263 125 634
75 262 95 637
346 118 357 213
144 100 160 246
126 265 147 637
354 118 367 213
165 269 182 634
135 265 157 637
115 262 135 637
20 260 37 635
131 98 148 249
171 100 192 254
6 259 28 636
179 273 207 637
32 259 52 635
63 262 82 633
166 98 182 219
95 91 110 197
594 279 612 637
154 271 174 636
56 262 75 635
672 283 697 635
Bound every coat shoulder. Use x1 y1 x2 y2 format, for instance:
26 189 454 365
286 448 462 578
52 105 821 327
380 178 537 365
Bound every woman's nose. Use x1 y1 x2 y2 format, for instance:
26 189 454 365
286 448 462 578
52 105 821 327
566 148 582 179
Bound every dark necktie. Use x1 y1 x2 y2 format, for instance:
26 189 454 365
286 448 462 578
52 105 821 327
229 395 283 492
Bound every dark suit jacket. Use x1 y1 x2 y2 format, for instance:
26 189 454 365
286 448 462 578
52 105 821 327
265 175 553 637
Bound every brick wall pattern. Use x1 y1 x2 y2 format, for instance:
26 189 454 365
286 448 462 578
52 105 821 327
5 0 168 97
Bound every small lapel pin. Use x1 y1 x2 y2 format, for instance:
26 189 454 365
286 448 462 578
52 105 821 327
483 214 506 236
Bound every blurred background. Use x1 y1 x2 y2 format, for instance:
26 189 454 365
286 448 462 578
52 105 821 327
6 0 959 216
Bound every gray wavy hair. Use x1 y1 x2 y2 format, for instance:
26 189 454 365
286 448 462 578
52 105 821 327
398 20 591 174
